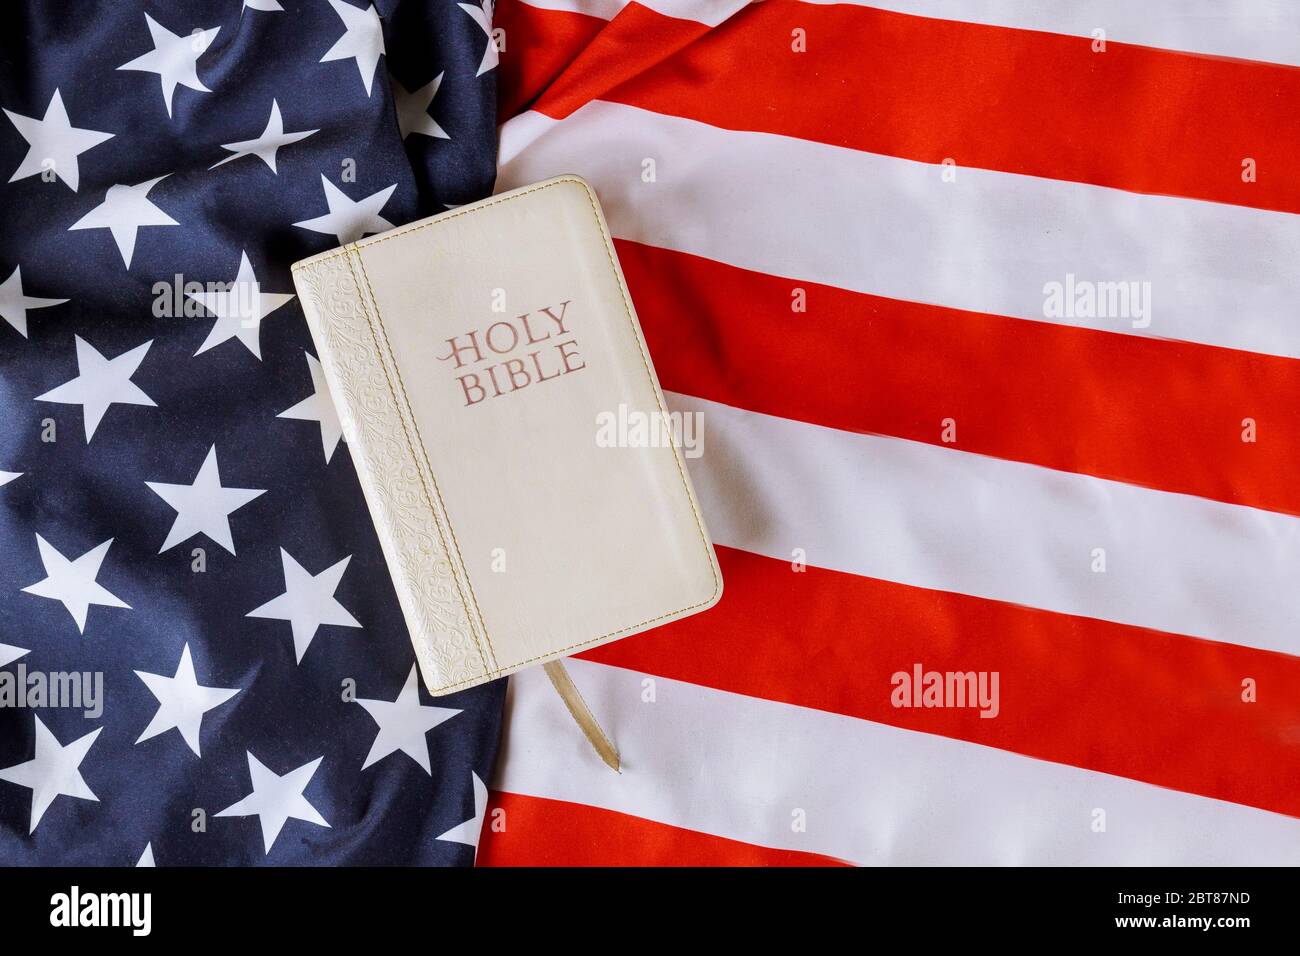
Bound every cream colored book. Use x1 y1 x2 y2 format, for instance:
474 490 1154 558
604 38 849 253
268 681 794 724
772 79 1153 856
291 176 723 696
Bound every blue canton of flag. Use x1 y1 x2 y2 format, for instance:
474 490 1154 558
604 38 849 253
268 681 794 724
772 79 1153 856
0 0 505 865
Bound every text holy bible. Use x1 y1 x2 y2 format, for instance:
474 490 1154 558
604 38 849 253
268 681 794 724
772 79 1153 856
291 176 723 696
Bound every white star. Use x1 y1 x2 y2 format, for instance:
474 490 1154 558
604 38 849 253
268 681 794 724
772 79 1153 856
210 100 317 174
186 251 294 360
135 644 241 757
321 1 385 96
0 472 19 488
4 89 114 192
437 771 488 848
68 176 178 268
293 175 395 245
216 752 329 855
117 14 220 118
35 336 155 441
21 535 130 634
0 265 67 338
247 549 361 663
0 716 101 833
277 352 343 462
356 666 461 773
137 843 155 867
145 445 265 555
392 73 449 141
458 0 498 77
0 643 28 668
243 0 284 11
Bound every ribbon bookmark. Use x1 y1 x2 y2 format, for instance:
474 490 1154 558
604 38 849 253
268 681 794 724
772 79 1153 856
543 660 621 773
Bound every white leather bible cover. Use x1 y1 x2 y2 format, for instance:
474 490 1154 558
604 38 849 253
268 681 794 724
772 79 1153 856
291 176 723 695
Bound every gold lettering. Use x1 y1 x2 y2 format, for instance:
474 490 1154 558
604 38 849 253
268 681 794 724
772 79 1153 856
539 300 572 335
557 338 585 374
436 330 484 368
457 372 486 406
484 320 520 355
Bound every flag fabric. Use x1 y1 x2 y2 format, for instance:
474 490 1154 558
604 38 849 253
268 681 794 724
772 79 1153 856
478 0 1300 865
0 0 505 865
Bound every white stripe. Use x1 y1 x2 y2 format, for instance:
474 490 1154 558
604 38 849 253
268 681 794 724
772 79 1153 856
499 103 1300 360
824 0 1300 68
497 659 1300 864
512 0 1300 66
664 391 1300 656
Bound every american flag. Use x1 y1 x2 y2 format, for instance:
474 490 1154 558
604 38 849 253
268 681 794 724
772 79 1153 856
477 0 1300 865
7 0 1300 871
0 0 505 865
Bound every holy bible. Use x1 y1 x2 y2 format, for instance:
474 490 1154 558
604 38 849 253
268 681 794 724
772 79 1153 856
291 176 723 695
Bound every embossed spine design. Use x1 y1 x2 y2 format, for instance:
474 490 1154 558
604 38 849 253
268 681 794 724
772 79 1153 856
291 255 490 694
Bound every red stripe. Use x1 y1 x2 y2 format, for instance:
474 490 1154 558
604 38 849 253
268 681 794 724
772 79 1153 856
478 790 850 866
578 546 1300 820
496 1 705 122
497 2 607 121
501 0 1300 214
620 238 1300 518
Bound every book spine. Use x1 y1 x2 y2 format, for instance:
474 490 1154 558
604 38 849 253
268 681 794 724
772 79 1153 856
290 249 496 695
